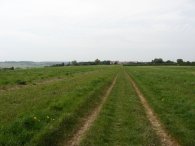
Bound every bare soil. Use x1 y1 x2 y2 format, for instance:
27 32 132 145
126 72 180 146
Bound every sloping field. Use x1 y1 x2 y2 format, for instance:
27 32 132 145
126 66 195 146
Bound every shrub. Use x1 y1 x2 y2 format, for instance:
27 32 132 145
16 80 27 85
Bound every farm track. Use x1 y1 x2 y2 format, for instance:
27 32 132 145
65 75 117 146
126 71 180 146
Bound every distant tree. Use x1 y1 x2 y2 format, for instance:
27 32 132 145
177 59 184 64
78 61 95 65
166 60 174 64
71 60 78 66
101 60 111 65
111 61 119 65
186 61 191 65
66 62 71 66
95 59 100 65
1 67 14 70
51 62 64 67
152 58 164 64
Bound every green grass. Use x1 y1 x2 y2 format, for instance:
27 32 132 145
0 66 119 146
0 66 98 87
81 70 160 146
126 66 195 146
1 65 194 146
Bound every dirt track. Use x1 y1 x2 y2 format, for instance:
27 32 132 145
65 75 117 146
126 72 180 146
64 71 180 146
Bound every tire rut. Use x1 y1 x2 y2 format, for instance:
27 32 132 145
65 75 117 146
126 72 180 146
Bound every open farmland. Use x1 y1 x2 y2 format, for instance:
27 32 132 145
0 66 119 145
126 66 195 146
80 70 161 146
0 65 194 146
0 66 97 88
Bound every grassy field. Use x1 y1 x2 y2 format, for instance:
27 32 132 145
126 66 195 146
80 70 160 146
0 65 194 146
0 66 118 145
0 66 97 88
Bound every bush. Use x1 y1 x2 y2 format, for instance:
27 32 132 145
16 80 27 85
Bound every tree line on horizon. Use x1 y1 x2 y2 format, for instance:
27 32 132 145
1 58 195 70
124 58 195 66
51 58 195 67
51 59 118 67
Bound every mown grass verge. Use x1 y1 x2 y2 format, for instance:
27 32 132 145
126 66 195 146
80 70 160 146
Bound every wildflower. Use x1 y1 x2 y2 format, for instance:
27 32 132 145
34 116 37 120
47 116 50 119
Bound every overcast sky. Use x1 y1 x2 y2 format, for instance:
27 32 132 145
0 0 195 61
